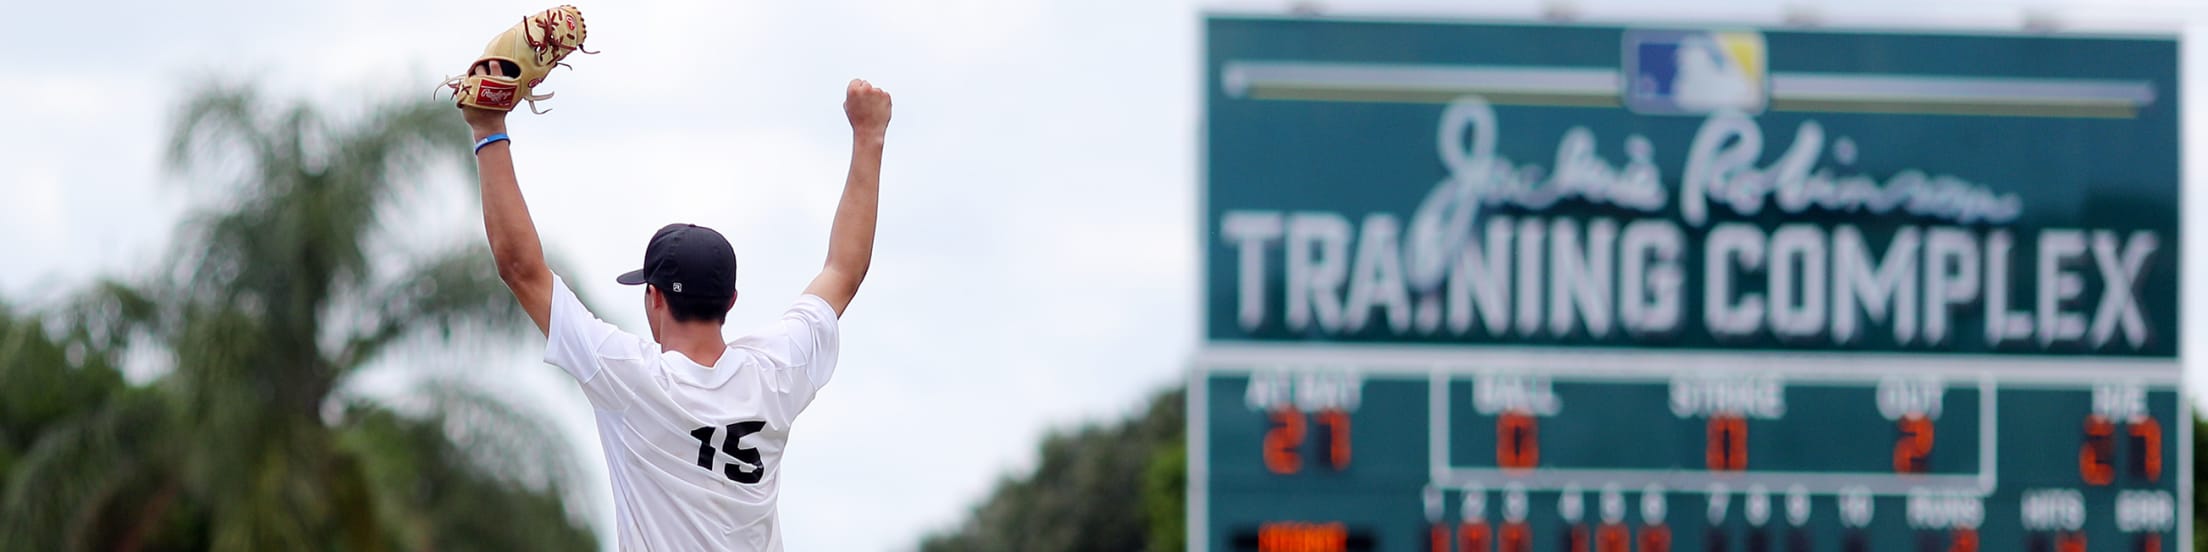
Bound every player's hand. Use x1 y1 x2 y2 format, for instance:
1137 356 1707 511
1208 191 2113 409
460 63 511 137
844 79 892 138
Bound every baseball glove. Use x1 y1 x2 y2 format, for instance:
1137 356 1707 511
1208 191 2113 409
443 5 596 114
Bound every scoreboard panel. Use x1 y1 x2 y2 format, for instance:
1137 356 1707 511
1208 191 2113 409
1192 14 2184 552
1195 350 2181 551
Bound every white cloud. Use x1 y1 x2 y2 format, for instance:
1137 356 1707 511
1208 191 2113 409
0 165 66 269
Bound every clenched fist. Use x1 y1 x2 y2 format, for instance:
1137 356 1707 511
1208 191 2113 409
844 79 892 138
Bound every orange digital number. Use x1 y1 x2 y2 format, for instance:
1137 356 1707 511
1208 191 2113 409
1706 415 1747 471
1566 525 1590 552
1497 411 1539 470
2135 533 2162 552
1596 524 1629 552
1894 414 1935 474
2129 416 2162 482
1258 521 1347 552
1266 408 1306 475
2056 533 2086 552
1265 409 1353 474
1499 522 1532 552
2081 414 2115 486
1460 522 1492 552
1319 409 1352 470
1948 528 1978 552
1638 525 1671 552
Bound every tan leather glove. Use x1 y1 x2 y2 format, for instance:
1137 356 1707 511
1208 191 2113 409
443 5 595 114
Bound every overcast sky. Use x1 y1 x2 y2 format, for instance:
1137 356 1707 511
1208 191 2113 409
5 0 2207 550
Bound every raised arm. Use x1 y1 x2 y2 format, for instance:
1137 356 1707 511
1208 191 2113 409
465 105 554 335
805 79 892 317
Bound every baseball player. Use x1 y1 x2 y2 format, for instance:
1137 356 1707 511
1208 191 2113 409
448 7 891 549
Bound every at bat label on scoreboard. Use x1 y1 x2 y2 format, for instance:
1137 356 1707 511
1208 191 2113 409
1192 13 2184 552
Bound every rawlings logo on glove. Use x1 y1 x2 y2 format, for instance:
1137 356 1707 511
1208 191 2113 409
443 5 596 114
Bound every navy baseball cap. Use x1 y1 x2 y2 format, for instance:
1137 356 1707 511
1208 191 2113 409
615 223 737 298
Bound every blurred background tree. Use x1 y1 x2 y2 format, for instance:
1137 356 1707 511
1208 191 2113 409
0 83 596 551
919 386 1186 552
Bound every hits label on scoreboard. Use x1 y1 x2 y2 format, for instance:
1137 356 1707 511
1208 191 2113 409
1193 14 2183 552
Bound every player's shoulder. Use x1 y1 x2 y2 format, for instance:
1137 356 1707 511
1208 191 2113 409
596 325 660 362
725 330 787 360
792 292 834 312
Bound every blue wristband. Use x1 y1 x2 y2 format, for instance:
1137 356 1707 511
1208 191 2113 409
473 133 511 154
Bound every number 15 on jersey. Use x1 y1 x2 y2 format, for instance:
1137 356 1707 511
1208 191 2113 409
691 421 769 484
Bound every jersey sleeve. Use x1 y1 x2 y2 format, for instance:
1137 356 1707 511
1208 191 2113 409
754 294 840 412
785 294 841 394
543 274 656 411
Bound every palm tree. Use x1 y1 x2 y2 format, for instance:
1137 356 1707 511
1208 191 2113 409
0 82 597 551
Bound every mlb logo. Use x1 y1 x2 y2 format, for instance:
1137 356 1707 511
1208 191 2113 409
1624 30 1768 115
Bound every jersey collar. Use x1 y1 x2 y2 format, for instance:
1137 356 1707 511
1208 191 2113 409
663 347 742 388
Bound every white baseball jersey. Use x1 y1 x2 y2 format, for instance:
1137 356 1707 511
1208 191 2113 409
543 275 839 551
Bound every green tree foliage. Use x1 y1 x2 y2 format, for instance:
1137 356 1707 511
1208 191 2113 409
0 82 595 551
1144 436 1187 552
920 386 1187 552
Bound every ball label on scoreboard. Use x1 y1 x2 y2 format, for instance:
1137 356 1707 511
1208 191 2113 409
1196 12 2183 552
1476 374 1561 416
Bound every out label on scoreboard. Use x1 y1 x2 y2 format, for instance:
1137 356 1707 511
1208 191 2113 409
1191 13 2184 552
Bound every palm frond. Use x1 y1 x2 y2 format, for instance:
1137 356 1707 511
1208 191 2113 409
329 94 472 195
313 96 472 292
0 389 175 550
5 81 599 551
166 82 279 184
0 301 128 464
335 243 531 371
424 383 587 500
55 278 163 361
335 398 598 551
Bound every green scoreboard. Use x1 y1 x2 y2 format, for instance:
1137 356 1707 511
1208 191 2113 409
1191 14 2185 552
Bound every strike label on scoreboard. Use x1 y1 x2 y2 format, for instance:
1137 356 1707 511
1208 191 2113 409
1192 13 2184 552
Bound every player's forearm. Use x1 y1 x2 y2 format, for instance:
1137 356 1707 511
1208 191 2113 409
473 124 549 286
807 79 891 315
821 131 883 280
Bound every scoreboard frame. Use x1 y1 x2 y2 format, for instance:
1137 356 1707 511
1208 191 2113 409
1190 10 2187 552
